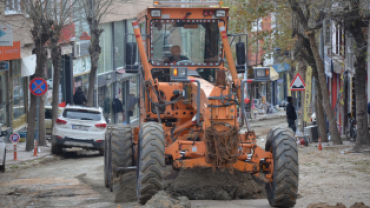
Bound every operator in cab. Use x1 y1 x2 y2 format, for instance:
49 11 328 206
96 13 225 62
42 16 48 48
165 45 189 63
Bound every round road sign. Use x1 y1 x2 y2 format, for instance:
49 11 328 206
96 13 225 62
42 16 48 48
10 133 20 144
29 78 48 96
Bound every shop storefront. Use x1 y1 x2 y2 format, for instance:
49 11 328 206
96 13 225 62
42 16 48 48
97 71 139 124
272 62 290 104
0 41 26 135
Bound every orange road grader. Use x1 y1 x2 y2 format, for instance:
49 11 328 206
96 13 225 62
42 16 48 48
104 1 298 207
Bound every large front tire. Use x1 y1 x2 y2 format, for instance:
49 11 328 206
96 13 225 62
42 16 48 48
265 127 298 208
136 122 165 204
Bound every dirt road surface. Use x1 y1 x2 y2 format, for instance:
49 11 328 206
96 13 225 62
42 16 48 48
0 117 369 208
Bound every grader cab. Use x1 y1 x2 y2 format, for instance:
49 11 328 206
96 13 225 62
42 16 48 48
104 1 298 207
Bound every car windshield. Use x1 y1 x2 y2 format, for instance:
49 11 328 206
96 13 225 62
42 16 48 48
151 20 221 66
63 109 101 121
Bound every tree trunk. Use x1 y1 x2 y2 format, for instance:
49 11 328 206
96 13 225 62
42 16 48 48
51 33 61 130
349 23 370 152
297 57 306 131
86 19 102 107
315 76 328 142
307 33 342 145
26 25 50 151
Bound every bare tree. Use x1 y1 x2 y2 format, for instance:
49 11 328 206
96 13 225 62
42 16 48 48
288 0 343 145
328 0 370 151
22 0 78 151
80 0 114 107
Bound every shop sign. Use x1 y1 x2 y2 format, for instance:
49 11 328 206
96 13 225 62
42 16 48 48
304 66 312 122
272 62 290 73
0 41 20 61
0 23 13 46
73 56 91 75
0 61 9 70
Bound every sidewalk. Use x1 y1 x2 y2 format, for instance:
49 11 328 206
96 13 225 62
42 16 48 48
5 141 52 166
247 110 286 121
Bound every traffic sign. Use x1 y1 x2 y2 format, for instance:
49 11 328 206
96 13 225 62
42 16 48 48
290 73 305 91
10 133 20 144
30 78 48 96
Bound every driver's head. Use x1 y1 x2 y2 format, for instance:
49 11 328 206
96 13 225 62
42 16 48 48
171 45 181 56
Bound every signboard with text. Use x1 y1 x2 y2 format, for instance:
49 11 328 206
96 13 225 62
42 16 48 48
0 23 13 46
0 41 20 61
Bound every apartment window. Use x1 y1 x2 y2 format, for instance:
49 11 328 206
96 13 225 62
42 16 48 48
6 0 22 15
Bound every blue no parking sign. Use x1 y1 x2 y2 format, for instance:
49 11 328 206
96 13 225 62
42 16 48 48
29 78 48 96
10 133 20 144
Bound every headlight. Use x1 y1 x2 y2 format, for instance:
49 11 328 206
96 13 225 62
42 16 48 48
171 67 188 81
151 9 161 17
178 68 186 77
215 10 226 17
256 70 265 77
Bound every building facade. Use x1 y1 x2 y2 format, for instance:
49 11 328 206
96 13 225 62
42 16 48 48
0 2 34 138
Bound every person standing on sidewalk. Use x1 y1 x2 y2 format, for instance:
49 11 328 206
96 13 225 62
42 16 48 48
73 87 87 106
286 96 297 132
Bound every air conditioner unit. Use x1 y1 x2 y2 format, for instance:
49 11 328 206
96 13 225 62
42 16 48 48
73 42 80 59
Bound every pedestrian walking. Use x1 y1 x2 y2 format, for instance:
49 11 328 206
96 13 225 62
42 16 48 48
73 87 87 106
286 96 297 132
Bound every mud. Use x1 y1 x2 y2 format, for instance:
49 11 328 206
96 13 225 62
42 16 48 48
116 168 265 202
307 203 347 208
141 191 190 208
307 202 370 208
350 202 370 208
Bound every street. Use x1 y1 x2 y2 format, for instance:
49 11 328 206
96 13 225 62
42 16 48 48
1 117 369 208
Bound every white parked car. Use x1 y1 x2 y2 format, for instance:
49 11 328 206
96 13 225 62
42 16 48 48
51 105 107 155
0 130 7 172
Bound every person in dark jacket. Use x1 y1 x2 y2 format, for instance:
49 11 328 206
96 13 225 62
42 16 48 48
73 87 87 106
368 101 370 115
286 96 297 132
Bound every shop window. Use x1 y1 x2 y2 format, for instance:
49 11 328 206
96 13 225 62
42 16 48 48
0 73 7 126
98 23 113 74
98 85 113 123
113 21 125 69
12 60 26 122
129 75 139 121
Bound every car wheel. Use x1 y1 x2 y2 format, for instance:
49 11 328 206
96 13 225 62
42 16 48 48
51 144 62 155
0 150 6 172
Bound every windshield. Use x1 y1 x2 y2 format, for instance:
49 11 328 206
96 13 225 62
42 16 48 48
151 20 222 66
63 109 102 121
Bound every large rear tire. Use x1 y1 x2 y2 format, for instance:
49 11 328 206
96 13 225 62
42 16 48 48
105 125 133 192
104 129 111 188
265 127 298 208
136 122 165 204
